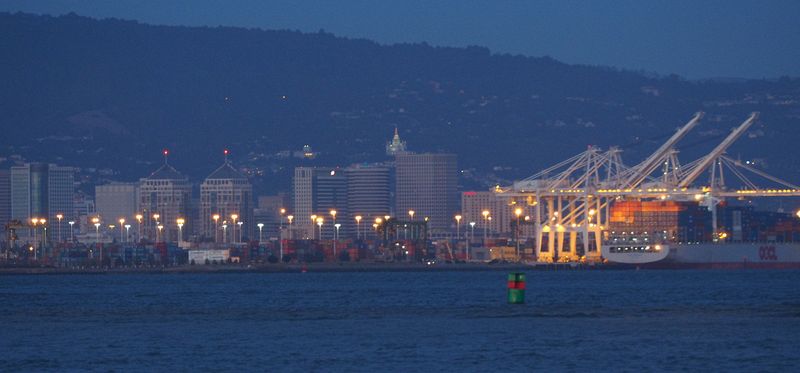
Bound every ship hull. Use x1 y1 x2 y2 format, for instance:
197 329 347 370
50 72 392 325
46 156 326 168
607 242 800 269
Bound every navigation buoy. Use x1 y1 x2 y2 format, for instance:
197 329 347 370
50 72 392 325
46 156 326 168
507 272 525 304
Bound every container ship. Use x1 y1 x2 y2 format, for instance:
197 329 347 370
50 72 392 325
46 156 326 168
601 200 800 269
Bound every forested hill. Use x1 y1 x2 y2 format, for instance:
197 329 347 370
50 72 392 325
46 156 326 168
1 12 799 190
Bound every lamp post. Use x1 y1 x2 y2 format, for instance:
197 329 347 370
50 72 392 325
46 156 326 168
119 218 126 243
40 219 47 249
469 222 476 261
257 223 264 246
212 214 220 243
135 214 143 243
354 215 362 239
310 215 317 240
408 210 415 221
230 214 239 243
514 208 523 260
152 213 160 242
329 209 337 241
287 215 294 241
56 213 63 243
68 221 75 242
375 217 383 240
30 218 39 248
92 217 101 259
316 217 323 241
334 223 341 259
177 218 185 244
222 222 228 244
157 224 164 243
454 214 462 240
237 221 243 243
481 210 490 243
125 224 131 244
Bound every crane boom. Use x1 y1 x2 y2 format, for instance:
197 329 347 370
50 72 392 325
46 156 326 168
678 112 759 188
624 111 704 188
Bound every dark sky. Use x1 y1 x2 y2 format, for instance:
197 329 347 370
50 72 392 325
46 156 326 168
3 0 799 79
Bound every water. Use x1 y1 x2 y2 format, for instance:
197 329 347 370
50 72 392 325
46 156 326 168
1 270 799 371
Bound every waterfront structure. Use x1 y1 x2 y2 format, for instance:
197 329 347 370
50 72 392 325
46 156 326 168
395 153 458 233
10 163 75 242
385 127 408 156
95 183 138 236
138 153 191 243
346 165 390 237
200 153 253 242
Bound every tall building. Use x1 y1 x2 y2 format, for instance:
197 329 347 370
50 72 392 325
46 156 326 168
395 153 458 233
293 167 347 239
386 128 408 156
0 169 10 243
199 156 253 242
10 163 75 241
254 194 289 239
138 155 191 243
461 191 513 237
346 165 390 237
95 182 139 227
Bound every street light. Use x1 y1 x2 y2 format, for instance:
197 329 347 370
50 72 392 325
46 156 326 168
176 218 185 244
152 213 160 241
408 210 415 221
257 223 264 246
30 218 39 249
222 222 228 244
212 214 220 243
515 208 523 260
135 214 143 243
124 224 131 243
40 219 47 248
56 213 63 242
237 221 243 243
468 221 476 261
119 218 126 243
316 217 324 241
310 215 317 240
157 224 164 242
354 215 362 239
454 214 462 240
68 221 75 242
334 223 341 258
482 210 490 242
92 216 101 259
230 214 239 243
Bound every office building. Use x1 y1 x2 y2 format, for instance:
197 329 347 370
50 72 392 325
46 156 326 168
293 167 348 239
138 157 191 243
10 163 75 241
395 153 458 233
200 157 253 242
95 182 139 228
461 190 513 237
346 165 390 238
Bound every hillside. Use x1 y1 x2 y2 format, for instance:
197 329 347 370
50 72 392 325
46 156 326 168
1 12 799 192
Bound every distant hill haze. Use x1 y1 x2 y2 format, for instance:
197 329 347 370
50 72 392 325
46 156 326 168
1 12 799 192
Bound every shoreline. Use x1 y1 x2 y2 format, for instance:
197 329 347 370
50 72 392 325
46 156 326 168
0 262 592 275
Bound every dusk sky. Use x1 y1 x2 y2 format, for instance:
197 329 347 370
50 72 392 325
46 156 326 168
2 0 798 79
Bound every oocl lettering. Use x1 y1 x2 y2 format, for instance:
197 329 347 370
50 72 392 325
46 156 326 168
758 246 777 261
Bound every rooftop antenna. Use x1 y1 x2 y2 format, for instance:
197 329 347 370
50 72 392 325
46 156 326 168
163 149 169 164
224 149 229 163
